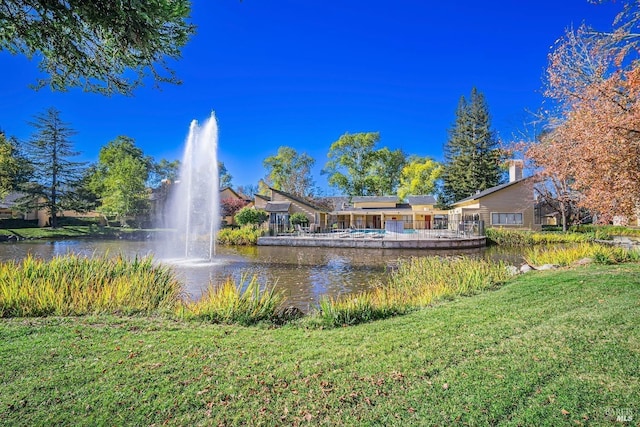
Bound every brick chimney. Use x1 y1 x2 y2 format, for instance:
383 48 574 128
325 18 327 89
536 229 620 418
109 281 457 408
508 160 523 183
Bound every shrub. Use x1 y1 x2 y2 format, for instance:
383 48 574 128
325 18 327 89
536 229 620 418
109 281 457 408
235 207 269 226
289 212 309 226
217 225 265 245
485 228 592 246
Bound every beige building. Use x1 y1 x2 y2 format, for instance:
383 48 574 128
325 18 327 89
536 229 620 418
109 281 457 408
220 187 252 226
331 195 448 230
449 161 540 231
0 192 100 227
254 188 329 232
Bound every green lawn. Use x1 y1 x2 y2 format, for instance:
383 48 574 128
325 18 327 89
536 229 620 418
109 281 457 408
1 264 639 426
0 225 162 240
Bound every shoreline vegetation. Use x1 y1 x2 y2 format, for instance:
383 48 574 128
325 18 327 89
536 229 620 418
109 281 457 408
0 231 638 424
1 241 638 327
1 260 638 425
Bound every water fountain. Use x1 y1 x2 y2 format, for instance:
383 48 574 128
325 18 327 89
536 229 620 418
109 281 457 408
167 112 220 260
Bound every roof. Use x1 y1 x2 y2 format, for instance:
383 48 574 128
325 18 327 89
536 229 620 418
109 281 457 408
0 192 26 209
254 193 271 201
264 201 291 213
452 178 530 205
269 188 328 212
220 186 251 201
351 196 399 204
406 195 437 205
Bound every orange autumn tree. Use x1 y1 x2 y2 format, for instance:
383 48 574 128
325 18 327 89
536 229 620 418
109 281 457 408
528 0 640 223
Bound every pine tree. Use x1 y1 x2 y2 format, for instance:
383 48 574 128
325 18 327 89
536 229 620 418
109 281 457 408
20 107 86 228
440 88 504 206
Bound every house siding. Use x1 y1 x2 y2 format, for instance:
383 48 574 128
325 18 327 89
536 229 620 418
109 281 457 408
271 192 317 223
451 180 540 231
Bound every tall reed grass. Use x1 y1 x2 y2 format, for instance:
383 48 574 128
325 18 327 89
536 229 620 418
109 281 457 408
524 243 640 267
217 225 266 245
570 224 640 240
485 228 592 246
313 256 512 327
0 254 182 317
177 275 283 325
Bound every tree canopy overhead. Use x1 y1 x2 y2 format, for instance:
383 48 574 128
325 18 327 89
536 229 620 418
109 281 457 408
1 0 195 95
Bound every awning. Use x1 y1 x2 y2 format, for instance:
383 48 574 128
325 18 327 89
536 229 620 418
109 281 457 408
264 202 291 213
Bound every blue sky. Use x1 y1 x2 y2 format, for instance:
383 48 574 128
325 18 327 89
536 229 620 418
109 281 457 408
0 0 620 195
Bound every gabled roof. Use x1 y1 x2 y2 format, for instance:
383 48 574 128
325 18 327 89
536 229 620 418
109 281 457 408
406 195 437 205
270 188 327 212
254 193 271 201
264 201 291 213
452 177 531 206
220 186 251 202
351 196 399 204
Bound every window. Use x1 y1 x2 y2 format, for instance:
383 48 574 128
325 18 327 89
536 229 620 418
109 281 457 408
491 212 523 225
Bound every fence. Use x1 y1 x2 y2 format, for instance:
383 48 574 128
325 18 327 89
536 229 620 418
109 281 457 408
267 220 484 239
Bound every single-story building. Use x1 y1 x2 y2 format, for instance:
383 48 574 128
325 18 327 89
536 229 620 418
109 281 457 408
328 195 448 230
449 160 541 231
220 187 252 226
254 188 329 233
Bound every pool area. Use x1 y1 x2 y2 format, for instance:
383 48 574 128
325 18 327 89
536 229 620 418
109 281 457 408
258 228 485 249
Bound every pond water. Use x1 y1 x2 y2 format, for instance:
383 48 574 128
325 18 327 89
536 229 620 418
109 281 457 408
0 239 526 311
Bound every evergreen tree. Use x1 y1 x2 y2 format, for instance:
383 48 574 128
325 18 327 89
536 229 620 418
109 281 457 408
20 107 86 228
440 88 504 206
2 1 194 96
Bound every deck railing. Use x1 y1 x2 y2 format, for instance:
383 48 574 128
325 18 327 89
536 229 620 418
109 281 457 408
268 220 484 239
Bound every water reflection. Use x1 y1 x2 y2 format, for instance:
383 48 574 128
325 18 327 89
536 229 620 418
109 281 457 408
0 240 527 311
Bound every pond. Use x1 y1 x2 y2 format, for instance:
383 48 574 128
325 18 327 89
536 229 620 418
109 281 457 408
0 239 527 311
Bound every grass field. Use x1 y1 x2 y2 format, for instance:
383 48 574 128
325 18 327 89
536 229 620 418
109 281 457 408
1 264 639 426
0 225 153 240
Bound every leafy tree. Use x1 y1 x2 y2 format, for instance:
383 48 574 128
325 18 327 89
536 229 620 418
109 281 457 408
1 1 195 95
20 107 86 228
257 179 271 196
440 88 504 206
89 136 152 226
263 146 315 197
289 212 309 226
323 132 407 196
538 0 640 222
323 132 379 196
0 131 30 199
368 147 407 196
219 161 233 189
397 156 443 200
235 207 268 226
236 184 258 199
220 197 248 219
64 165 101 214
149 159 180 189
